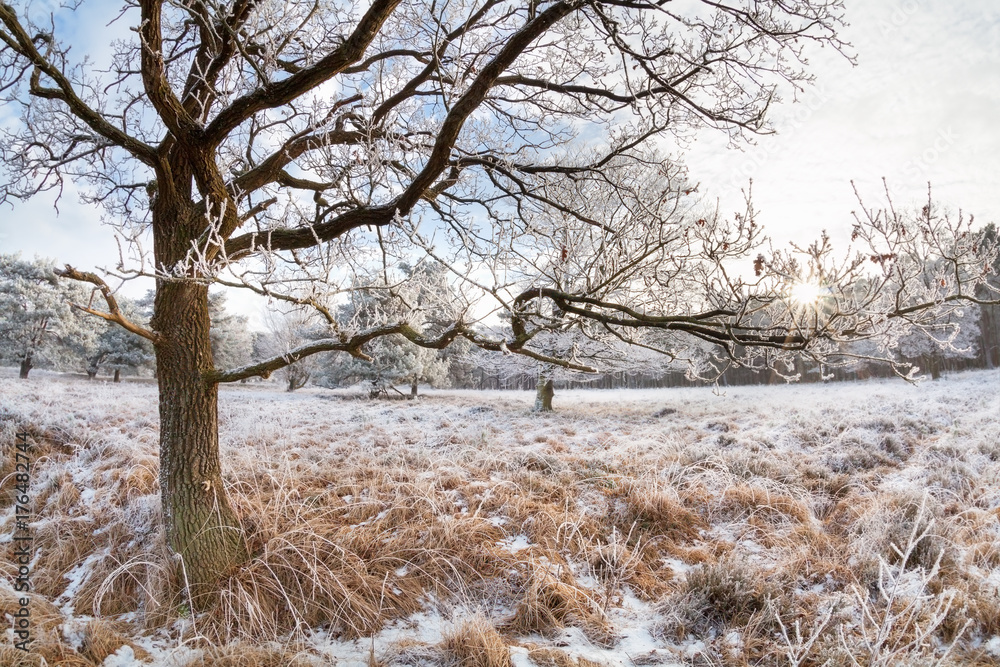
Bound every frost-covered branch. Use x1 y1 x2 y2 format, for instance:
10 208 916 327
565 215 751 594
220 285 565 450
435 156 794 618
55 265 160 343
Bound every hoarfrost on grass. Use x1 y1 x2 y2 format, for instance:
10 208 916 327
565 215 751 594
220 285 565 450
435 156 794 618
2 367 999 665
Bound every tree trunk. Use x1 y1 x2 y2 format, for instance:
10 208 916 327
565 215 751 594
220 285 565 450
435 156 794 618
18 353 32 379
20 318 48 379
922 354 942 380
113 368 121 383
152 281 248 600
410 378 418 399
87 353 104 380
534 372 554 412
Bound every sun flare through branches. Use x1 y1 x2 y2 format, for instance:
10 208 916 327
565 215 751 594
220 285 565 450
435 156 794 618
789 280 823 306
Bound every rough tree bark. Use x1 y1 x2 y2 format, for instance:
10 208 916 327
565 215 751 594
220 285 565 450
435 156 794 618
152 280 248 596
146 149 249 592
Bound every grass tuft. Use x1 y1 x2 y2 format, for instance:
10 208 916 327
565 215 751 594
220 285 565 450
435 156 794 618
78 619 152 664
441 616 512 667
506 563 614 646
656 558 784 640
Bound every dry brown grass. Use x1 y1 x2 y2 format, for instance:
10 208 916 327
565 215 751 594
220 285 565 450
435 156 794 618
377 638 443 666
0 590 58 624
4 374 1000 665
717 483 812 525
0 646 44 667
186 461 532 641
441 616 511 667
525 646 607 667
612 479 708 543
74 539 179 621
30 516 101 599
0 625 91 667
656 558 785 641
199 517 421 641
505 562 614 646
183 643 319 666
77 619 152 664
0 644 91 667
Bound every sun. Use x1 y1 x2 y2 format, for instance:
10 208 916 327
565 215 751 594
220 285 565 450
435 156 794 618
789 281 823 306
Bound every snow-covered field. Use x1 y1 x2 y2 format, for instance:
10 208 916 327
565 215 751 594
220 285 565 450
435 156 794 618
2 370 1000 666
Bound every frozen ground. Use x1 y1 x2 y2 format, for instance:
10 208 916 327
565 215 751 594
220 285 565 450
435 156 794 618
1 369 999 666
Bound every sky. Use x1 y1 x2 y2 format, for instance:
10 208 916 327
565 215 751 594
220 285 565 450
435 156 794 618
1 0 998 325
683 0 1000 246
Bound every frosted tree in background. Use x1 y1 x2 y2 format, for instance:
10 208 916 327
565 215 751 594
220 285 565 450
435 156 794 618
2 0 997 594
894 282 981 381
208 292 253 371
319 262 457 397
0 255 100 378
257 309 325 391
322 339 451 397
86 296 156 380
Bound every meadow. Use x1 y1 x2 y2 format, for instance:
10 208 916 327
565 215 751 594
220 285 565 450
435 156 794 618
2 369 999 666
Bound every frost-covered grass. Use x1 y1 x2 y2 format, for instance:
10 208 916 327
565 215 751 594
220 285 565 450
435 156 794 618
2 369 1000 666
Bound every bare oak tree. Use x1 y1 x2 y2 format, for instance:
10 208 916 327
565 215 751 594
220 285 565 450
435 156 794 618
2 0 996 596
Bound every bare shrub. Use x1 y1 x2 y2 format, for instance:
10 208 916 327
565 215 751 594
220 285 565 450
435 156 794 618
839 497 970 667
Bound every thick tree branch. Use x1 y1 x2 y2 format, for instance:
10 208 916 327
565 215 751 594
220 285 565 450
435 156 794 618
55 265 160 343
138 0 202 142
206 314 597 384
204 0 403 143
0 4 157 164
227 124 369 197
224 0 581 258
206 321 455 383
513 286 810 349
224 204 397 259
